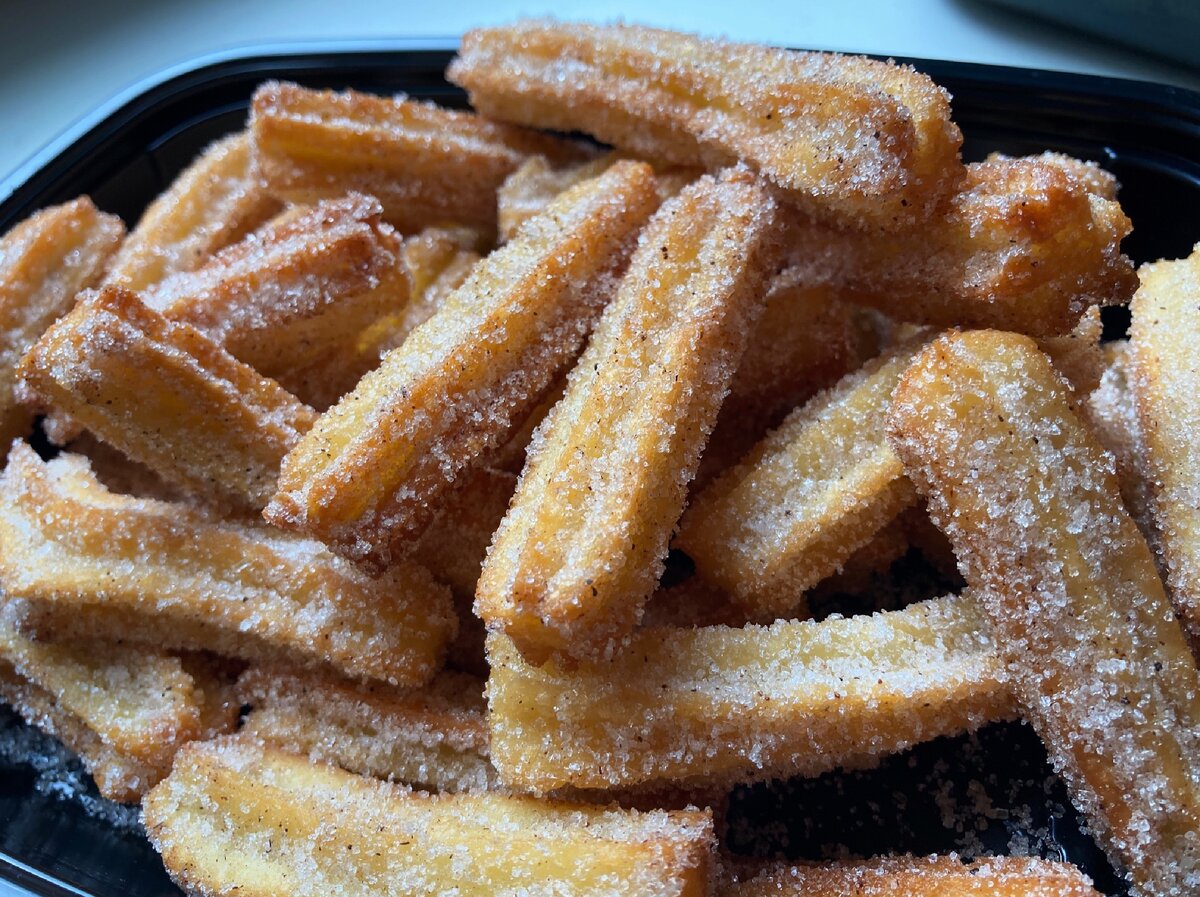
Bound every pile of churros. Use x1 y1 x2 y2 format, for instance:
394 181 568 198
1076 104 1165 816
1 18 1197 897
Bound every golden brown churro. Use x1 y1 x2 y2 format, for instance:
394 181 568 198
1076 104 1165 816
478 168 781 662
0 197 123 453
449 21 963 228
18 286 316 512
266 160 660 568
0 444 454 686
887 329 1200 897
250 81 585 237
144 737 716 897
486 595 1013 792
105 133 280 292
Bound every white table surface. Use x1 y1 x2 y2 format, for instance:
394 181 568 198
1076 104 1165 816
0 1 1196 895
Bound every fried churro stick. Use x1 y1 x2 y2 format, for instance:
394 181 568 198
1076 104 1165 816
18 286 316 512
788 155 1135 337
143 737 715 897
267 160 661 569
1038 305 1104 396
0 197 123 453
677 342 924 622
727 856 1101 897
886 329 1200 897
1127 247 1200 641
0 444 454 686
449 21 963 229
486 595 1013 793
106 133 280 292
238 667 496 793
250 81 584 237
143 193 405 377
989 149 1120 201
478 169 781 662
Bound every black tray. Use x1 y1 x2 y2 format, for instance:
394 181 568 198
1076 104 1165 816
2 42 1199 897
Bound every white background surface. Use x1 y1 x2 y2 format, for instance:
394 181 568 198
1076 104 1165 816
0 2 1196 896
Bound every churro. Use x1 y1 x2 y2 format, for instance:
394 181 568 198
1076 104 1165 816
886 329 1200 897
0 444 454 686
250 81 584 237
449 20 964 228
18 286 316 512
266 160 660 568
677 342 924 622
143 737 716 897
0 197 123 454
485 595 1013 792
1038 305 1104 396
478 168 781 662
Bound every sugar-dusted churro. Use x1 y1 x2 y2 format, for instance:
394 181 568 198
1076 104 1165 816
18 286 316 512
787 155 1135 336
143 193 404 377
250 81 585 237
1127 246 1200 641
989 149 1120 201
1038 305 1104 396
449 21 964 229
267 160 661 569
106 133 280 292
143 737 716 897
478 168 781 662
886 329 1200 897
677 342 924 622
0 444 454 686
486 595 1013 792
727 856 1101 897
0 197 123 454
238 666 495 793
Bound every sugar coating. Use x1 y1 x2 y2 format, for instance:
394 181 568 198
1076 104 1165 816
486 594 1014 792
449 20 964 229
678 340 926 622
105 132 281 293
143 736 715 897
1038 305 1105 398
886 329 1200 897
477 167 782 663
786 155 1136 337
0 443 455 686
266 160 661 570
250 81 585 237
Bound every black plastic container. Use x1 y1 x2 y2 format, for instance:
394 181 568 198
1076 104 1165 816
1 43 1199 897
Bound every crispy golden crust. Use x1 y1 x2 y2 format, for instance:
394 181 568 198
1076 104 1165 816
728 856 1101 896
1127 247 1200 642
266 160 661 569
0 444 455 686
238 666 496 792
143 193 405 377
64 431 185 502
787 156 1136 337
143 737 715 897
106 133 280 292
989 150 1120 201
449 20 963 229
0 197 123 453
250 81 584 237
1038 305 1104 396
477 168 782 662
886 330 1200 897
485 595 1014 792
677 342 924 621
18 286 316 512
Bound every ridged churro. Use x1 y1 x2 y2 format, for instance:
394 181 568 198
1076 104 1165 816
0 197 123 454
486 595 1013 792
143 737 716 897
250 81 585 237
18 286 316 512
478 168 781 662
0 444 454 686
887 329 1200 897
449 21 964 228
677 342 924 621
266 160 661 568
